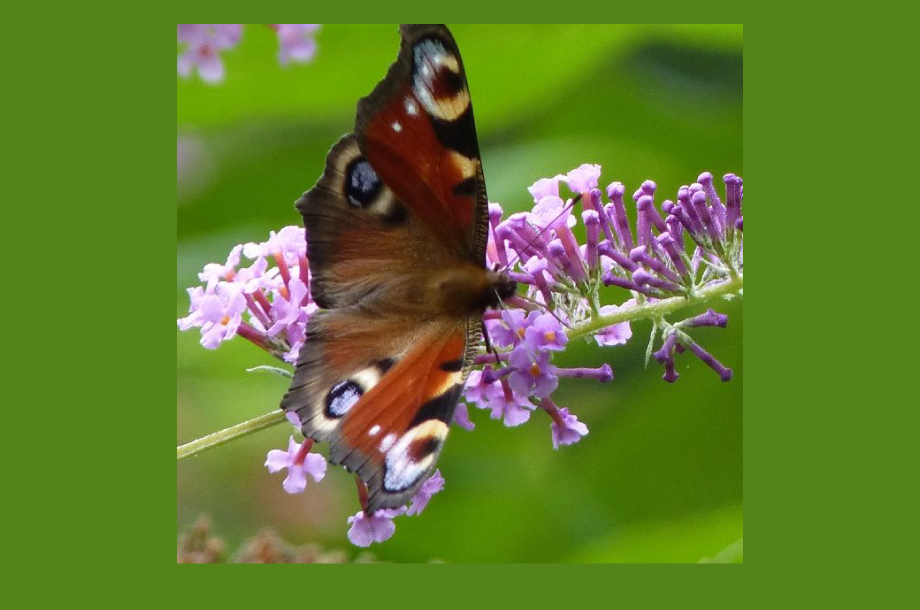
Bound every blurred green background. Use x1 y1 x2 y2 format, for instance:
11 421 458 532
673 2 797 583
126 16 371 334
177 24 742 563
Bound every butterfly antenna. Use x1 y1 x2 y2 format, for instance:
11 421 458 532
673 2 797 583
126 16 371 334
498 193 583 273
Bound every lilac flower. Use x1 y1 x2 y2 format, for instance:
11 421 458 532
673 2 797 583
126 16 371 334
178 282 247 349
548 405 589 449
285 411 302 429
524 313 568 352
593 305 633 346
563 163 602 194
487 380 536 427
198 244 242 291
264 437 327 494
406 470 445 516
346 507 406 547
528 176 563 202
452 402 475 431
244 226 307 267
463 367 502 409
508 347 558 398
274 24 320 65
487 309 531 348
267 278 309 337
180 227 314 360
529 195 576 230
177 24 242 84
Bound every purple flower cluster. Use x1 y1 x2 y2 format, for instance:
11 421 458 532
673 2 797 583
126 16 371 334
599 171 743 299
177 24 320 84
262 412 446 547
345 471 446 547
178 162 743 547
479 165 743 390
178 226 316 363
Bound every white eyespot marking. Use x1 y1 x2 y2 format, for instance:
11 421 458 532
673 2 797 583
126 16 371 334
405 99 418 116
326 381 361 417
412 39 470 122
383 420 449 492
323 367 383 420
379 433 397 453
392 121 402 133
369 425 381 437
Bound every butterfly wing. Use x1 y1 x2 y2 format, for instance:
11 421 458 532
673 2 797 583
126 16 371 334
283 311 472 510
282 24 488 511
355 24 489 260
296 134 424 311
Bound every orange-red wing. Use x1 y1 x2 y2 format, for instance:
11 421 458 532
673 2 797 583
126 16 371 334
355 24 488 259
281 315 468 511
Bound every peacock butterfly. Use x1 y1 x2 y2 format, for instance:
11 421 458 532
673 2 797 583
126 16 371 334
281 24 515 511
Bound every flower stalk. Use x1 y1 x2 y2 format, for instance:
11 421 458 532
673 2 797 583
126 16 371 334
177 409 286 461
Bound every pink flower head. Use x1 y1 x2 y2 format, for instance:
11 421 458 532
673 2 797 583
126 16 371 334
529 195 576 231
275 24 320 65
487 380 536 427
267 278 309 337
285 411 302 429
406 470 445 516
265 436 327 494
243 226 306 267
233 256 272 294
177 24 242 84
524 313 568 352
551 407 589 449
508 347 559 398
487 308 533 348
594 305 633 346
452 402 475 431
527 175 563 202
198 244 242 291
346 507 406 547
463 367 503 410
563 163 602 194
178 282 247 348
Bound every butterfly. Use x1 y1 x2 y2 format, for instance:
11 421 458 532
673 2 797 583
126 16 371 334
281 24 516 512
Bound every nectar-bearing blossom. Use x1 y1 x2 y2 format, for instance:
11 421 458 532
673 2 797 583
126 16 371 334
406 470 445 516
346 508 406 547
264 437 327 494
177 25 242 84
179 163 742 547
178 24 320 83
178 227 312 362
272 24 320 65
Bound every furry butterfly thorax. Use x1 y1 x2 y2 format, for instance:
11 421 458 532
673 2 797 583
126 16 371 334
281 24 514 511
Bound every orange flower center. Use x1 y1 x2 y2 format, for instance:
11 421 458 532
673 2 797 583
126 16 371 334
220 315 230 325
530 363 541 377
544 331 556 343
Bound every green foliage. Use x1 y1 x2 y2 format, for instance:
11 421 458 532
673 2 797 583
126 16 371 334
177 24 743 563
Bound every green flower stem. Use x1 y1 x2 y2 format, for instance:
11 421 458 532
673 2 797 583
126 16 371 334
177 274 742 461
177 409 287 461
568 274 743 341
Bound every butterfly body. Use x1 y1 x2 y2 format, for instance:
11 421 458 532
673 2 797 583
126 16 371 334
281 25 511 511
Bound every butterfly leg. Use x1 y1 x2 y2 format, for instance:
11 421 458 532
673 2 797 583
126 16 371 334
480 316 503 366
